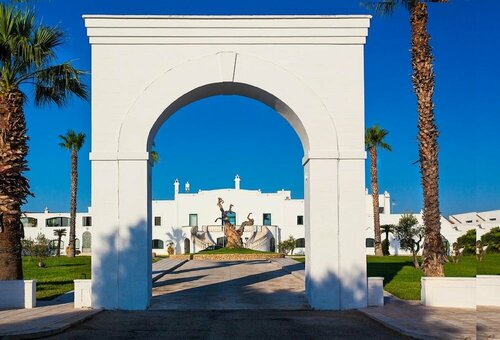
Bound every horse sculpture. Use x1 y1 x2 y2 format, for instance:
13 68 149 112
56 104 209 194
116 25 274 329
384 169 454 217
215 198 253 249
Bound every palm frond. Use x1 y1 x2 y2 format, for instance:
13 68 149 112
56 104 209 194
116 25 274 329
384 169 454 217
34 62 88 106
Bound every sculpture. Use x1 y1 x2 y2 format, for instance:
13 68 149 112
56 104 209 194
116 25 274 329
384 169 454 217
215 198 253 248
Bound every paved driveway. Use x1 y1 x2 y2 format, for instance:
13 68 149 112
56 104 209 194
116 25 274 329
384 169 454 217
151 260 308 310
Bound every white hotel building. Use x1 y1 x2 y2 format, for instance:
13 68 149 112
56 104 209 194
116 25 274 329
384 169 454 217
22 175 499 256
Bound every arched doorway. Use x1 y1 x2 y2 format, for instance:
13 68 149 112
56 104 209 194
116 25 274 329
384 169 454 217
82 231 91 254
184 238 190 254
86 15 370 310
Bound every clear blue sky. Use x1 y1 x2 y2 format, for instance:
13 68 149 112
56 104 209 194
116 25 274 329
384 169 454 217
21 0 498 216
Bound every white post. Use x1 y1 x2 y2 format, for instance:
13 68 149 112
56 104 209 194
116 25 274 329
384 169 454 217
91 155 152 310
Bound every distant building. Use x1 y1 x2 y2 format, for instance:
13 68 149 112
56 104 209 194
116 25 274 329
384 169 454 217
22 175 499 256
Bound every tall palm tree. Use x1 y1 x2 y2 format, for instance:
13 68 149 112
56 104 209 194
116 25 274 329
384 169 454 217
53 228 66 257
59 131 85 258
0 4 87 279
365 126 392 256
365 0 447 276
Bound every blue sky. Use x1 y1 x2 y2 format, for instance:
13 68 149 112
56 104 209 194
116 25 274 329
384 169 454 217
21 0 498 216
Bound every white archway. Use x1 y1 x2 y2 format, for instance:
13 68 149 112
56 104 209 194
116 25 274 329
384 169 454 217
85 15 370 310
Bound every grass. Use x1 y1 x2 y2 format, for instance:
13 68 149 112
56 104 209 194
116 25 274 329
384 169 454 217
291 256 305 263
23 256 91 300
197 247 276 255
293 255 499 300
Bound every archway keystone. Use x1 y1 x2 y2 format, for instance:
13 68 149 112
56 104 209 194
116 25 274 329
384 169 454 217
85 15 371 310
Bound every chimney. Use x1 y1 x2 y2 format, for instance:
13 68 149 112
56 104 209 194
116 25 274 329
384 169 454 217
174 179 179 196
185 181 190 193
234 174 240 190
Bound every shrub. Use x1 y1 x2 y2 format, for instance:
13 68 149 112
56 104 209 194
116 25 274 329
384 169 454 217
457 229 476 255
278 235 296 255
481 227 500 254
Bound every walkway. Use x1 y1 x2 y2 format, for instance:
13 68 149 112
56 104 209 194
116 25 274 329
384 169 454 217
0 303 100 338
152 258 188 282
45 310 405 339
150 260 309 310
360 294 478 339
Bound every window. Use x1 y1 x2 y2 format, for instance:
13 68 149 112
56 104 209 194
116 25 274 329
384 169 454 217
465 220 473 223
490 218 497 221
189 214 198 227
46 217 70 227
21 217 37 228
154 216 161 226
227 212 236 225
297 215 304 225
82 231 92 252
152 239 164 249
49 239 64 249
366 238 375 248
263 213 272 226
378 207 385 214
75 238 81 249
296 238 305 248
82 216 92 227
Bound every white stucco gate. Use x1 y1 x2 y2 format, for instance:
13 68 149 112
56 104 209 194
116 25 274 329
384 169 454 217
84 15 371 310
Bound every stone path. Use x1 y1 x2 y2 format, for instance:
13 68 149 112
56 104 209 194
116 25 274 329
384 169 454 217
0 303 100 338
152 258 188 282
360 294 478 339
478 306 500 339
44 310 406 339
150 260 309 310
270 257 305 280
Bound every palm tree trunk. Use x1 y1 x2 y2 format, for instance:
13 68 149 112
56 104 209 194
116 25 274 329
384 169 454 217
68 150 78 257
410 2 445 277
370 147 383 256
0 90 31 280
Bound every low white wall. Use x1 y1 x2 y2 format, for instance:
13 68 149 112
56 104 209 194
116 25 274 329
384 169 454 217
477 275 500 307
421 277 475 308
367 277 384 307
0 280 36 309
74 279 92 308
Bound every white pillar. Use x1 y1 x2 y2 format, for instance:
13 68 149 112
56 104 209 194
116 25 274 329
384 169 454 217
234 174 240 190
174 179 179 196
91 156 152 310
304 158 367 310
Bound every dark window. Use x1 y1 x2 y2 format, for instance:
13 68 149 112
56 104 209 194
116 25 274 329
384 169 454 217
465 220 473 223
263 213 272 226
297 215 304 225
46 217 70 227
49 239 64 250
366 238 375 248
490 218 497 221
82 216 92 227
21 217 37 228
378 207 385 214
296 238 305 248
154 216 161 226
152 239 164 249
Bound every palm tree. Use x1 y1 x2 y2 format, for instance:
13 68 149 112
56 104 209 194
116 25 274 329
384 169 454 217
53 228 66 257
365 0 447 276
59 131 85 258
381 224 395 242
0 4 87 279
365 126 392 256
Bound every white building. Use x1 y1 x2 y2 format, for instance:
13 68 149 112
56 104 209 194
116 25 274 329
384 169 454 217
22 175 499 256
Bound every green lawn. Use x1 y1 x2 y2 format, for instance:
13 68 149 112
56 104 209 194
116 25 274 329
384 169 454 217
197 247 276 255
22 256 91 300
293 255 499 300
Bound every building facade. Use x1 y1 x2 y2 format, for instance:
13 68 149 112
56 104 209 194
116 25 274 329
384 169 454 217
22 175 499 256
